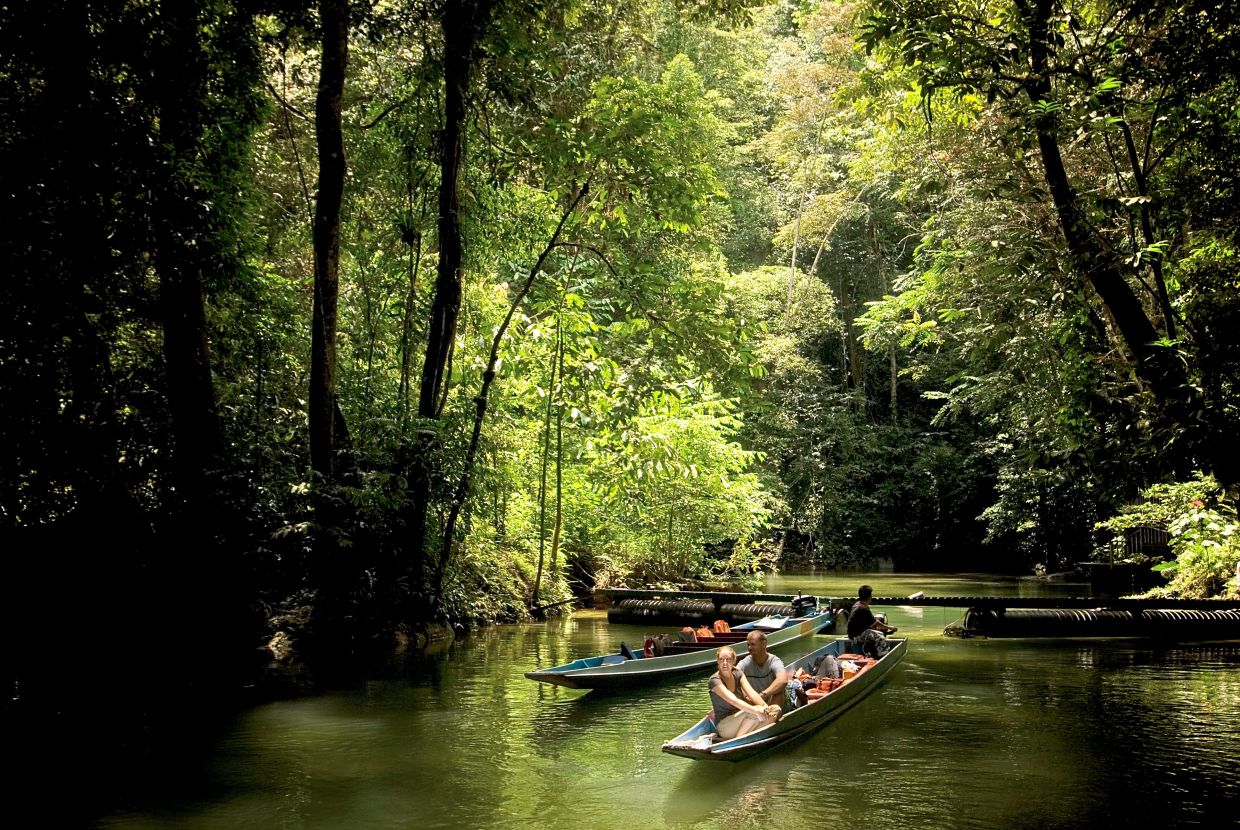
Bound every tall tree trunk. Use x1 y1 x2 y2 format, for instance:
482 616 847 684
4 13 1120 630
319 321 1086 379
888 344 898 424
787 189 815 312
309 0 350 641
156 0 222 511
835 274 849 389
151 0 244 671
533 311 560 609
398 229 423 426
787 210 802 312
845 313 864 411
550 331 565 578
407 0 496 615
429 183 590 615
1019 0 1183 403
868 218 899 424
310 0 348 485
1115 117 1176 341
398 148 425 428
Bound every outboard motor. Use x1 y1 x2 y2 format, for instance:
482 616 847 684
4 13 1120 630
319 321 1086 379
791 594 818 616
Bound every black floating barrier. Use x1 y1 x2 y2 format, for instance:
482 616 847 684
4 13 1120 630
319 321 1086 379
957 608 1240 639
606 598 794 626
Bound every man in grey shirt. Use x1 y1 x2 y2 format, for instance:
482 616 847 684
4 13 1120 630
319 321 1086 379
736 630 788 706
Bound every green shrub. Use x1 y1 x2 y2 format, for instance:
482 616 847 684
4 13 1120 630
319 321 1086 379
1095 473 1239 598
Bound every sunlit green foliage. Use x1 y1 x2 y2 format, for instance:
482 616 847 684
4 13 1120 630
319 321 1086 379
1096 473 1239 598
6 0 1240 665
850 0 1240 565
577 392 772 583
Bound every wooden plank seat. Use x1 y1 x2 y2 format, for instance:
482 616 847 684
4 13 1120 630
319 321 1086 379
690 631 748 643
663 633 748 653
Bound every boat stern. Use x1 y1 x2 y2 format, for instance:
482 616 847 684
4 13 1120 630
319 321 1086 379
523 670 587 689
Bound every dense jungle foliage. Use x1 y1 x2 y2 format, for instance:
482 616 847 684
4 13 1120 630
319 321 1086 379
3 0 1240 691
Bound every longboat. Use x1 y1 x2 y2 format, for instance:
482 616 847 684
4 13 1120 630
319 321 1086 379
523 610 835 691
660 636 907 762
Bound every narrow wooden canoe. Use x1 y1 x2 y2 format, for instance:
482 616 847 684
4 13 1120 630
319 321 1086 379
661 636 907 761
524 611 835 690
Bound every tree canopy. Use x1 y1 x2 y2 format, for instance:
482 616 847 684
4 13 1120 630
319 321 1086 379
3 0 1238 690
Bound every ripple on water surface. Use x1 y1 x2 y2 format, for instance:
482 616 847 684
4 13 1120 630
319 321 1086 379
99 583 1240 830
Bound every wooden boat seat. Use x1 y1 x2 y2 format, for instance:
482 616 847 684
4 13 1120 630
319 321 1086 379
677 631 745 642
662 630 750 651
664 639 743 654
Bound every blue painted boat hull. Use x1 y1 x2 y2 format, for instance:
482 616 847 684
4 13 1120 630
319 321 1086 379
661 637 907 761
524 611 835 690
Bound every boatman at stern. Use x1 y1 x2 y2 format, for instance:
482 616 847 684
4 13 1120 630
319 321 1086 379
847 584 898 657
736 630 791 708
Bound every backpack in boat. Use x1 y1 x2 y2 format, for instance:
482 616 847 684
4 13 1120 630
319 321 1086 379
653 633 670 656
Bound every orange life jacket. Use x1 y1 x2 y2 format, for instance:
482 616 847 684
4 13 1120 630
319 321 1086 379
712 619 730 633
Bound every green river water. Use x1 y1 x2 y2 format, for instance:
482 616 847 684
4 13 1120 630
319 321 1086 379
100 573 1240 830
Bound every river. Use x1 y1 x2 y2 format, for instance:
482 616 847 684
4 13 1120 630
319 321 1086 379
99 573 1240 829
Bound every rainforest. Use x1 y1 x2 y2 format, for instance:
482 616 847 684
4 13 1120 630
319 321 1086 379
4 0 1240 765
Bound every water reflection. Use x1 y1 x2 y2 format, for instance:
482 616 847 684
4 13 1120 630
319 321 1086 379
662 747 801 827
100 573 1240 830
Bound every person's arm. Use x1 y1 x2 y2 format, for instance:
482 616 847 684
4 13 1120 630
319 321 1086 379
757 657 788 703
871 616 897 634
711 680 770 718
737 673 781 718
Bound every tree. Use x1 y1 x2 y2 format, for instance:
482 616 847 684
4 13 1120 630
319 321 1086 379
860 0 1240 471
405 0 499 615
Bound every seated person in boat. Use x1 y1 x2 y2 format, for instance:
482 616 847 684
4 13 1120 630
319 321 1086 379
710 646 782 739
785 651 844 708
846 584 898 658
736 630 792 710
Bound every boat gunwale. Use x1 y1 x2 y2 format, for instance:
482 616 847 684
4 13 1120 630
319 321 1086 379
660 636 907 761
524 611 835 689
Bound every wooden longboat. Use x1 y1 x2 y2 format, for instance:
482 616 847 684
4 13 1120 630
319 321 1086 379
523 611 835 691
661 637 907 762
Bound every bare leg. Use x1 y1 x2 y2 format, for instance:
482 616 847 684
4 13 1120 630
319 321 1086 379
733 711 775 737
